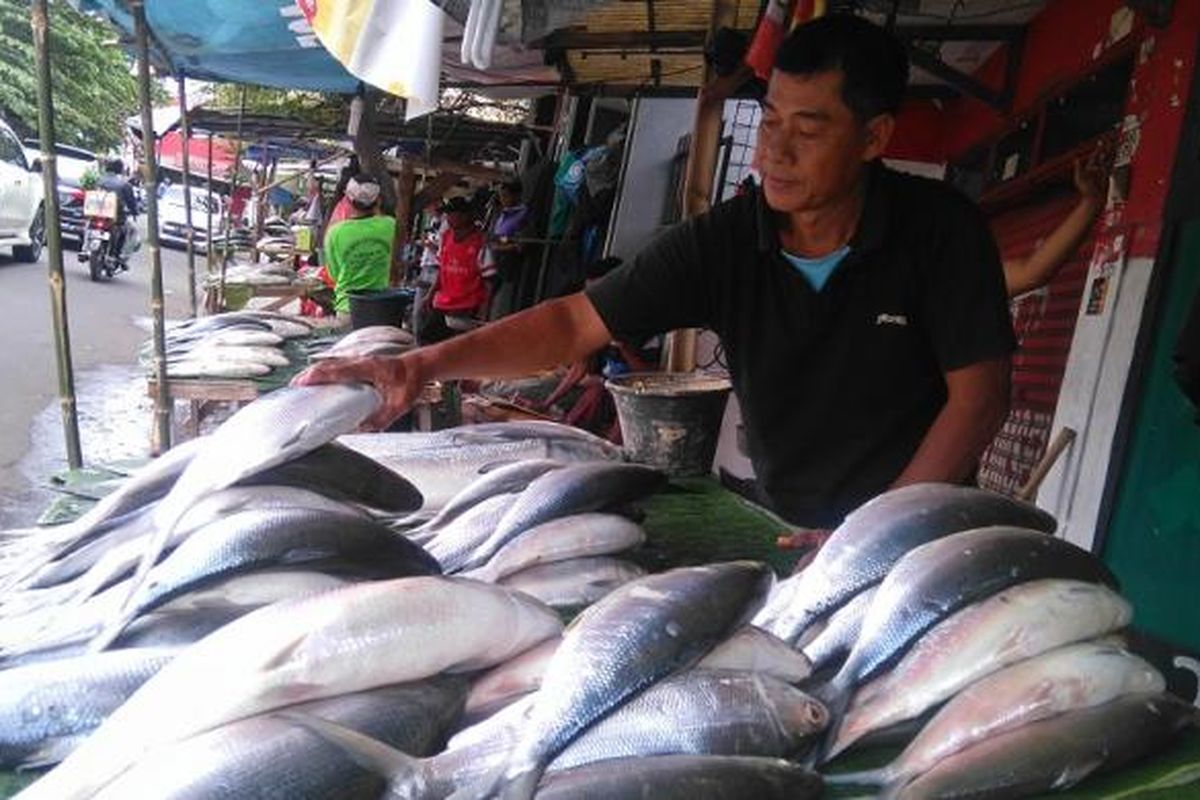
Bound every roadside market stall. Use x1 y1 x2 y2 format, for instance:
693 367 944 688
14 0 1200 798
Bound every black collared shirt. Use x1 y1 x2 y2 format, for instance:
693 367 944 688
586 165 1015 527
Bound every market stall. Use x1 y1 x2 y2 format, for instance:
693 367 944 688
14 0 1200 798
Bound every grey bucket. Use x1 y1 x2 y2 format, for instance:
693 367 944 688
606 372 733 477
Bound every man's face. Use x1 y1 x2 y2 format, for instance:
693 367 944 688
755 69 892 214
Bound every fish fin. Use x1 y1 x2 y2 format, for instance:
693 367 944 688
822 768 887 787
16 736 85 770
478 459 519 474
87 602 140 653
281 712 420 780
497 767 543 800
1051 757 1106 790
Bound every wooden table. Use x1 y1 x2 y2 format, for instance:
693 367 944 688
147 377 445 443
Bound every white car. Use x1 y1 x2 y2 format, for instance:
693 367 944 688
0 119 45 262
159 183 220 253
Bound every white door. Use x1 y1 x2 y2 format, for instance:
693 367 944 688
0 128 34 236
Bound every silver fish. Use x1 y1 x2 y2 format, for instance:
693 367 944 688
461 625 812 731
765 483 1057 646
462 463 666 571
185 344 291 368
302 670 827 799
465 513 644 583
248 443 424 514
828 580 1133 760
95 384 382 650
834 641 1163 794
812 526 1118 757
166 360 272 379
534 755 823 800
889 693 1196 799
0 437 205 592
499 557 646 610
800 586 876 671
427 494 521 574
113 607 246 649
0 648 176 769
417 460 565 537
98 508 440 639
339 424 623 510
14 576 562 800
459 561 772 799
93 678 468 800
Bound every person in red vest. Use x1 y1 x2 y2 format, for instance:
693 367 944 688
419 196 487 343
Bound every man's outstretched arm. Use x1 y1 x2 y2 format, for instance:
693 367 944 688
293 293 612 429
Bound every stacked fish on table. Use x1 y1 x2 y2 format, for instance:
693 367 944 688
750 483 1197 799
0 373 1192 798
143 310 315 379
307 324 417 361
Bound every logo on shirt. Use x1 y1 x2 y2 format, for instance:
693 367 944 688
875 313 909 327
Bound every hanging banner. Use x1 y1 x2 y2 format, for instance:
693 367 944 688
298 0 444 120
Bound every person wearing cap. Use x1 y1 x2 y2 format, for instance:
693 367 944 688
323 174 396 319
296 15 1015 550
419 196 488 343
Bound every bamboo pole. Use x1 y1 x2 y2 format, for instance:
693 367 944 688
132 0 171 452
176 73 197 316
30 0 82 470
255 151 345 197
664 0 740 373
219 85 247 308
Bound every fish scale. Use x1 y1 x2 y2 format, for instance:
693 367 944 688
0 648 176 770
458 561 772 800
427 494 520 573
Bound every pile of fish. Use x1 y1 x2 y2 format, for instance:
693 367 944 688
206 261 305 287
307 324 417 361
143 311 314 380
750 483 1197 798
0 376 1193 797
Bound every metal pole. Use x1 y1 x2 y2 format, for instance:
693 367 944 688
132 0 171 452
205 133 214 276
219 85 247 308
665 0 739 373
176 73 196 316
30 0 82 470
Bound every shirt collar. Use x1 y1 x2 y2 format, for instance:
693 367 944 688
754 161 890 256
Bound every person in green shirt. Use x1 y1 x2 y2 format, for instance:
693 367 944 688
323 174 396 316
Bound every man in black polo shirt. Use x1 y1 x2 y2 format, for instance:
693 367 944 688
295 15 1014 541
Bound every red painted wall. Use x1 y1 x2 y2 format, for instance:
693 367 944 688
887 0 1199 259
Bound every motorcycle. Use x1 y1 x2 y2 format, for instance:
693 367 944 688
79 189 132 281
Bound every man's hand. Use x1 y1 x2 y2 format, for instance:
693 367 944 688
777 528 833 574
291 353 424 430
1074 141 1112 205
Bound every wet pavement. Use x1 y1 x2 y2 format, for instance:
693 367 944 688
0 242 194 528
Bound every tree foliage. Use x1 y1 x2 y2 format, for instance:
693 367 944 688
0 0 142 152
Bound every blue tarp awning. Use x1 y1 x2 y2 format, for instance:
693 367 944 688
75 0 361 93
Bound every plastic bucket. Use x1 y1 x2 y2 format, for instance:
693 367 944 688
606 371 733 477
348 288 414 330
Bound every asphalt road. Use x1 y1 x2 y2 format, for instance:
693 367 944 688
0 236 196 527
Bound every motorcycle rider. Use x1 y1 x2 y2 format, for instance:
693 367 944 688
97 158 139 258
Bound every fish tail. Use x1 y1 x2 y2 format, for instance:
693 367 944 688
281 711 424 786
